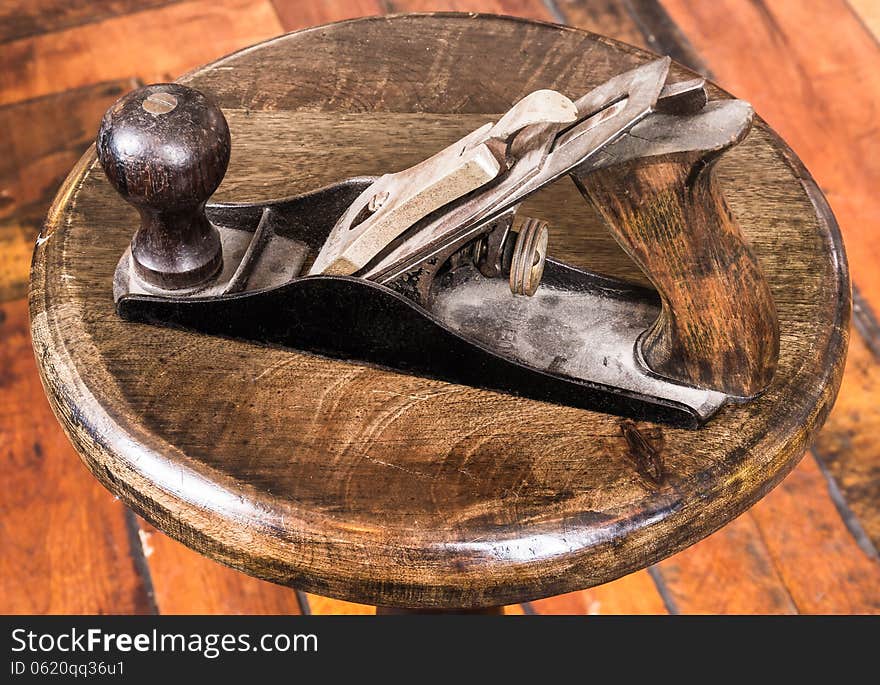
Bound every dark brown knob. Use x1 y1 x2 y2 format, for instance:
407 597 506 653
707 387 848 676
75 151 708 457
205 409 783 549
97 83 229 289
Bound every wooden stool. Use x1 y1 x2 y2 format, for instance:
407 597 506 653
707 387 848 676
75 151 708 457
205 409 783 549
30 14 849 612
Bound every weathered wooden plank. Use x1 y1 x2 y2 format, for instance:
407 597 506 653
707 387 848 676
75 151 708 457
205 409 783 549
849 0 880 44
659 0 880 312
551 0 646 44
271 0 386 31
530 570 668 614
0 80 139 302
550 0 706 74
0 0 283 106
749 455 880 613
304 594 375 615
621 0 707 73
0 80 138 223
134 518 303 614
0 1 182 45
0 299 154 614
655 515 797 614
812 327 880 554
387 0 554 21
0 224 42 304
661 0 880 613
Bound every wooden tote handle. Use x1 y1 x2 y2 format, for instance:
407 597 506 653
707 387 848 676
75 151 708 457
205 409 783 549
573 100 779 397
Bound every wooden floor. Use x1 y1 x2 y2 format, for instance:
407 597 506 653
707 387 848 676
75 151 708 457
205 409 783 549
1 0 878 615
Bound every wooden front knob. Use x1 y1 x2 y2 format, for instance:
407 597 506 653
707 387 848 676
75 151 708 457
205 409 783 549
97 83 229 289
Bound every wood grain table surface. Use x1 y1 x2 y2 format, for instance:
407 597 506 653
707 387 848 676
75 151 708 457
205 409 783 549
2 0 879 615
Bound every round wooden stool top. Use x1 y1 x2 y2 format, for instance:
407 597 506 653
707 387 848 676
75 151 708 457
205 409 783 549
30 14 850 609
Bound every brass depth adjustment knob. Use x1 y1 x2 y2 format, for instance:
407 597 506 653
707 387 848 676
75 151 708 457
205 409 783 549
508 217 549 296
96 83 230 290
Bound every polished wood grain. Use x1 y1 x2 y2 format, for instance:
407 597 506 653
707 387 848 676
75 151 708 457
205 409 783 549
30 15 849 609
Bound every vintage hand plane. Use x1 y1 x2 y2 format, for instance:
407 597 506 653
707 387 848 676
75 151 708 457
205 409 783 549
96 57 778 427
